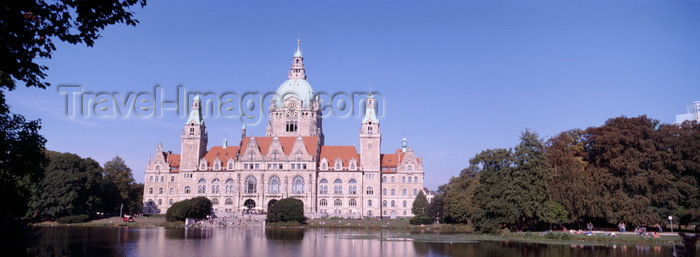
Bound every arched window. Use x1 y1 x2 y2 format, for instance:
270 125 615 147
245 176 257 193
226 179 234 194
198 179 206 194
155 165 160 172
391 200 395 207
158 188 163 194
334 179 342 184
408 177 412 183
184 186 191 194
228 162 233 170
391 189 395 195
225 198 233 205
321 162 327 170
349 162 356 170
414 176 418 183
402 176 406 183
214 163 220 170
149 176 153 182
158 199 162 206
169 199 173 205
402 188 407 195
366 186 374 195
169 188 174 194
292 175 304 194
148 188 153 194
403 200 407 207
349 199 357 206
160 176 164 182
382 200 387 207
368 200 372 207
320 199 327 206
383 188 387 195
212 179 220 194
413 188 418 195
391 177 395 183
335 161 341 170
319 179 328 194
171 176 175 182
334 179 342 194
212 198 219 205
408 165 413 171
269 175 280 194
348 179 357 194
382 176 387 182
334 199 342 206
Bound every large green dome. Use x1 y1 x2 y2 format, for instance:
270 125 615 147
275 78 314 108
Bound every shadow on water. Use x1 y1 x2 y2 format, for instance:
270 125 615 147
265 228 305 242
412 237 674 257
164 226 214 240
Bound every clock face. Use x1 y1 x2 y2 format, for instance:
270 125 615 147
286 102 299 116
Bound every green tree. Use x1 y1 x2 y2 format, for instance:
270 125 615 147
412 190 429 217
266 198 306 223
100 156 141 215
658 121 700 226
33 151 103 219
472 148 519 232
0 93 46 256
442 165 480 223
165 197 212 222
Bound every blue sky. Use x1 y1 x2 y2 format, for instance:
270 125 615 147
7 0 700 189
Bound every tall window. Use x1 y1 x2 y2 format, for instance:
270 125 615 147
198 179 206 194
391 177 395 183
169 188 174 194
225 198 233 205
148 188 153 194
383 200 387 207
334 199 342 206
348 179 357 194
269 175 280 194
292 175 304 194
402 188 407 195
413 188 418 195
391 189 395 195
349 199 357 206
212 198 219 205
320 199 327 206
408 177 412 183
366 186 374 195
319 179 328 194
158 188 163 194
391 200 395 207
226 179 234 194
368 200 372 207
403 200 407 207
402 177 406 183
245 176 257 193
383 188 387 195
211 179 220 194
184 186 191 194
334 179 342 194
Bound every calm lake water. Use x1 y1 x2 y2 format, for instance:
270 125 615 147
28 226 674 257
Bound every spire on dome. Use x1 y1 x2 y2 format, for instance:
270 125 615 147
289 39 306 79
294 38 303 57
223 137 228 149
402 137 407 153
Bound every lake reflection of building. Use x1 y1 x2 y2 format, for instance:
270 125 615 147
142 42 425 219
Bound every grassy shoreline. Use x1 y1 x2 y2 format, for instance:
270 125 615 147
32 216 695 246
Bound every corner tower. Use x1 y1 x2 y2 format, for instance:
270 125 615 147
180 95 208 170
360 94 381 170
266 40 323 140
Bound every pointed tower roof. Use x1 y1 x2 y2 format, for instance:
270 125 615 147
275 39 313 107
186 95 204 124
362 94 379 124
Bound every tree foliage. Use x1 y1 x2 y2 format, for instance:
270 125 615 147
0 0 146 90
266 198 306 223
412 190 429 217
100 156 142 215
165 197 212 222
33 151 103 219
434 116 700 233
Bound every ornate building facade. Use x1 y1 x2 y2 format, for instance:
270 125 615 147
143 43 424 218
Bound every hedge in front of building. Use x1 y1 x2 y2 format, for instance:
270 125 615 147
165 197 212 222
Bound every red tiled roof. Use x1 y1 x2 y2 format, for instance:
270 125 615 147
166 153 180 173
239 136 318 157
380 149 422 173
319 145 359 170
203 146 240 168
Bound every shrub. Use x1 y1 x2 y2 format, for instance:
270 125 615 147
267 198 306 223
56 214 91 224
165 197 212 222
409 215 433 225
